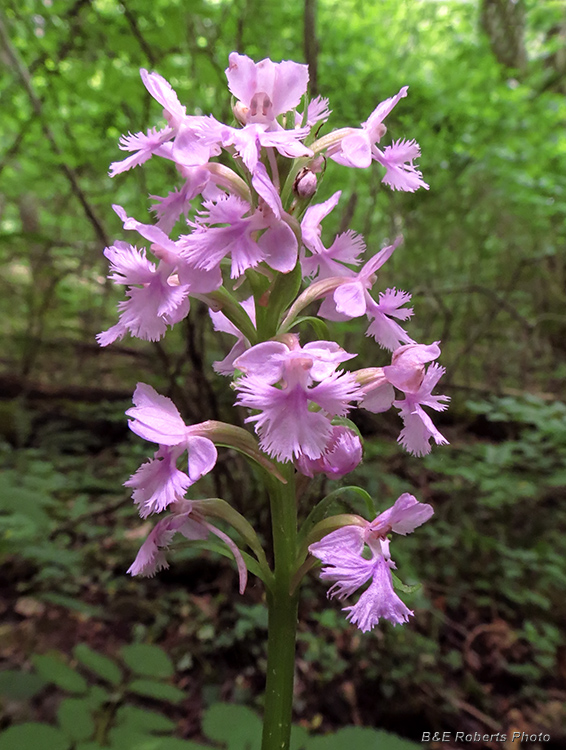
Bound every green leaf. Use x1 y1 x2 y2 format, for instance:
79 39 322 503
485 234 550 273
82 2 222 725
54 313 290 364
57 697 96 742
40 594 106 619
290 724 310 750
32 654 88 694
264 260 302 334
84 685 111 709
391 573 422 595
202 702 262 750
127 679 185 704
0 670 46 700
0 723 71 750
299 485 374 549
108 726 208 750
120 644 174 679
288 315 329 339
74 644 123 685
115 705 177 734
306 726 422 749
152 740 210 750
108 727 161 750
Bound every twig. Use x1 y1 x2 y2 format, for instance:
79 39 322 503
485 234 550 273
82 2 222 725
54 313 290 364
304 0 319 97
412 283 535 332
0 10 110 248
122 4 157 66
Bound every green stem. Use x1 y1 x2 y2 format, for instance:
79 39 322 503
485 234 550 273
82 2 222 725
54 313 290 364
261 465 299 750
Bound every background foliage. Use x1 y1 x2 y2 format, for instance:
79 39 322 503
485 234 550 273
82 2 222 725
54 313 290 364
1 1 565 748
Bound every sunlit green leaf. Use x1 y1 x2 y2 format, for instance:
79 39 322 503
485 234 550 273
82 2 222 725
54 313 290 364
32 654 88 694
120 644 174 679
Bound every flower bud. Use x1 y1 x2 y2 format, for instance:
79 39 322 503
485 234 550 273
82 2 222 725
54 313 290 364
295 425 362 479
293 167 318 199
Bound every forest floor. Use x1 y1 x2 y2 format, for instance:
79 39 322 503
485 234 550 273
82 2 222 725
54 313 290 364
1 392 565 750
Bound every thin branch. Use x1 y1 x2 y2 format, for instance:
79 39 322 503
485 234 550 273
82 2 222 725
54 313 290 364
304 0 319 97
122 4 157 66
413 283 535 332
0 10 110 248
0 118 34 177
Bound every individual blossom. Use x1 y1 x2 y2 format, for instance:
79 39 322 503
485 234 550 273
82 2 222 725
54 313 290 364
225 52 309 128
325 87 428 192
295 425 363 479
309 493 433 631
180 192 297 278
128 499 248 593
149 166 212 233
393 361 449 457
109 70 184 176
234 338 361 462
359 342 450 456
97 200 228 345
300 191 365 280
110 69 221 176
124 383 219 517
112 204 222 292
315 237 414 350
194 115 312 179
96 241 191 346
193 53 314 194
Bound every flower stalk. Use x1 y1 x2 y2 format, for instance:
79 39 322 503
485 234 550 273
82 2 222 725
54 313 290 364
262 465 299 750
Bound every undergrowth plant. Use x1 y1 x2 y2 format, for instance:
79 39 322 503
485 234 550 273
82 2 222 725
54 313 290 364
0 641 421 749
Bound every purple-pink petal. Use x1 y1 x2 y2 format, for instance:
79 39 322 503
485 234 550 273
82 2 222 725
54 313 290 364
258 221 298 273
336 132 372 168
103 242 156 286
333 282 367 318
205 523 248 594
397 404 448 456
128 509 209 577
125 449 190 517
186 435 218 482
363 87 408 134
140 69 186 128
360 382 396 413
126 383 187 445
370 493 434 536
309 525 365 563
343 558 413 631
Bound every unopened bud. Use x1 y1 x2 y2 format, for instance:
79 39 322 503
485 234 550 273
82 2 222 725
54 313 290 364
293 168 318 199
233 101 248 125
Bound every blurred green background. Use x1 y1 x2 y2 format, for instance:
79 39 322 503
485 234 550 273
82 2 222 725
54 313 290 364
1 1 565 748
